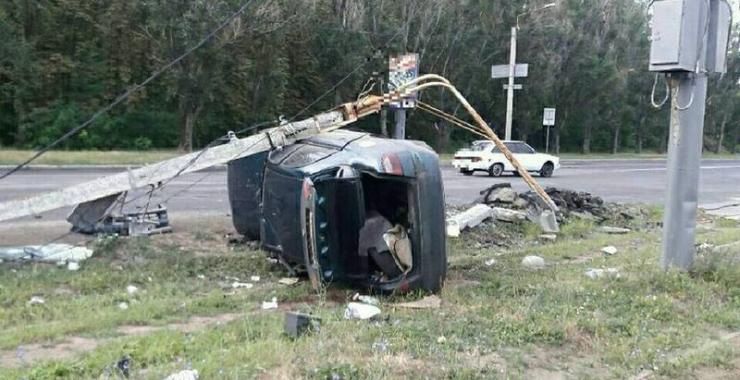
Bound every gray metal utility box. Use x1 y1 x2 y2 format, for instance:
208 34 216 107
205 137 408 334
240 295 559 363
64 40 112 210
649 0 704 72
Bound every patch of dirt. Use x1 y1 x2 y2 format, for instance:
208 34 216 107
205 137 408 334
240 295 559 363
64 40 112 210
0 312 244 369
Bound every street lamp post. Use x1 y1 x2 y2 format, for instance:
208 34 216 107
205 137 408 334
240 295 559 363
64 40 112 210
502 3 556 141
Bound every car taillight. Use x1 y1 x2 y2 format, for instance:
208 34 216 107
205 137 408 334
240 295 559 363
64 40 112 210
381 153 404 175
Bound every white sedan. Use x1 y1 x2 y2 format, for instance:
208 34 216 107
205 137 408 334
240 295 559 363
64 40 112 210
452 140 560 177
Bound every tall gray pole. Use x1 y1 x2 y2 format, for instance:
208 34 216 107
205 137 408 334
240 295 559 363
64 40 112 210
505 26 517 141
661 73 708 270
394 108 406 139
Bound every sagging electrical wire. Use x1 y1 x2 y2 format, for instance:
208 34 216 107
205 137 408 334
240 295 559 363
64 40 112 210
651 73 670 109
0 0 256 182
386 74 559 212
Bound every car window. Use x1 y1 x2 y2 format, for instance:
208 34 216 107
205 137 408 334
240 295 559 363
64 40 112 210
504 142 521 153
521 143 535 154
470 142 491 151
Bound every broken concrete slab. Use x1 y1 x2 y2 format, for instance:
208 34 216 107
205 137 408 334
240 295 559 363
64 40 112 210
491 207 528 223
539 234 557 242
164 369 199 380
344 302 381 320
446 204 494 237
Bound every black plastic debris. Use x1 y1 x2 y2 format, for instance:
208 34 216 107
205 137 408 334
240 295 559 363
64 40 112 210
116 356 131 378
284 312 320 338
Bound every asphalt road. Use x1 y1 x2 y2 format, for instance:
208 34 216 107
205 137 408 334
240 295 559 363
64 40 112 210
1 158 739 244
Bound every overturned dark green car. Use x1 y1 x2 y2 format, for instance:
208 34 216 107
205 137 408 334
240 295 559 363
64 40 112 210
227 130 446 293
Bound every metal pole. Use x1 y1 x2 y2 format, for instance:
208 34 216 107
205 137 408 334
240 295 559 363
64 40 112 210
394 108 406 139
661 73 708 270
505 26 517 141
545 126 550 153
380 77 389 137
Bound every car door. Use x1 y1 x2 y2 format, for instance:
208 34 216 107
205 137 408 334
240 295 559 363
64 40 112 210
509 142 536 170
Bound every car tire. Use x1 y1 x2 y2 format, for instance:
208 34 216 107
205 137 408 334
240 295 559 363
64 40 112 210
460 169 473 176
488 163 504 177
540 162 554 178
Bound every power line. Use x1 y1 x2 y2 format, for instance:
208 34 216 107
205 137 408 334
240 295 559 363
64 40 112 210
0 0 255 181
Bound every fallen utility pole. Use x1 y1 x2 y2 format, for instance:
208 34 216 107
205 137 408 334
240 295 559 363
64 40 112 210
0 98 382 223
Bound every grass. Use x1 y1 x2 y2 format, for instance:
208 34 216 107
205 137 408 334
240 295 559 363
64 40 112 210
0 150 180 166
0 213 737 379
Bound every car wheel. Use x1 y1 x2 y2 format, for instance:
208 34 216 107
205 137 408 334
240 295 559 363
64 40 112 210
488 163 504 177
540 162 554 177
460 168 473 176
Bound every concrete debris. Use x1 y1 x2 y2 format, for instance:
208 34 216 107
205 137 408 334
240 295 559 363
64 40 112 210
163 369 200 380
446 204 495 237
250 275 261 282
278 277 299 286
477 183 516 204
0 244 93 264
585 268 620 279
485 258 497 266
531 209 560 233
437 336 447 344
67 262 80 271
344 302 381 320
28 296 45 305
118 302 129 310
284 311 321 338
353 293 380 305
521 255 546 269
601 246 618 256
262 297 279 310
231 282 254 289
491 207 528 222
393 295 442 309
539 234 557 242
597 226 631 234
126 285 139 295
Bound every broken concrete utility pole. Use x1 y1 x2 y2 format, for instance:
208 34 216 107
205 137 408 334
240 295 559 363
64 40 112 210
649 0 732 270
0 97 383 223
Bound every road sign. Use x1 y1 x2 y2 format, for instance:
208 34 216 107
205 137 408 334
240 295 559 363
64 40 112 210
543 107 556 126
388 53 419 109
503 84 523 90
491 63 529 79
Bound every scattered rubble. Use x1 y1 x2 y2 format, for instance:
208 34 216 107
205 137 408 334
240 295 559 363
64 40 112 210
28 296 45 306
447 204 496 237
584 268 620 279
437 336 447 344
278 277 299 286
485 258 497 266
250 275 261 282
539 234 557 242
521 255 546 269
231 282 254 289
392 295 442 309
126 285 139 295
344 302 381 320
597 226 631 234
262 297 279 310
67 262 80 271
0 244 93 264
164 369 199 380
118 302 129 310
601 246 618 256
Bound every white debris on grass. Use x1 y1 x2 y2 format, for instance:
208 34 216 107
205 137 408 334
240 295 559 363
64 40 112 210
601 246 618 256
392 295 442 309
163 369 199 380
126 285 139 295
585 268 620 279
437 336 447 344
597 226 631 234
0 244 93 264
521 255 546 269
539 234 557 242
352 293 380 305
231 282 254 289
67 262 80 271
28 296 45 305
250 275 261 282
118 302 129 310
485 258 497 266
262 297 278 310
278 277 299 286
344 302 381 320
